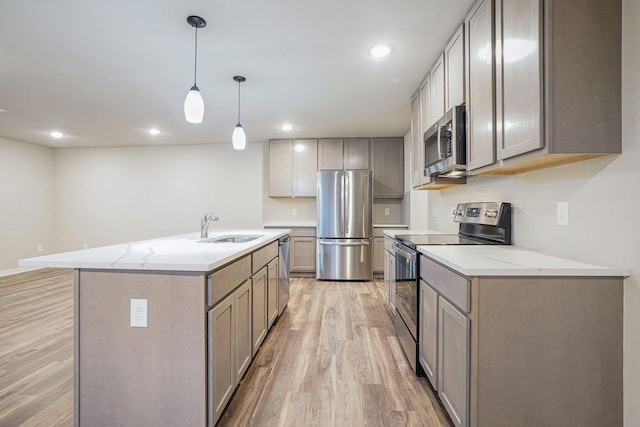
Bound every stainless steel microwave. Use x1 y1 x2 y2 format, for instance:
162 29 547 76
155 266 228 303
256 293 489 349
423 105 467 177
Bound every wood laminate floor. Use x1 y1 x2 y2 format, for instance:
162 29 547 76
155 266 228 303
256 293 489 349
0 270 450 427
0 268 74 427
219 278 451 427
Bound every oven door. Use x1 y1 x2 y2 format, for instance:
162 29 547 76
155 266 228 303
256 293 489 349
393 242 418 339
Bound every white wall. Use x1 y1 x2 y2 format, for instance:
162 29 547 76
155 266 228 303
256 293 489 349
53 143 264 252
0 137 54 269
425 1 639 422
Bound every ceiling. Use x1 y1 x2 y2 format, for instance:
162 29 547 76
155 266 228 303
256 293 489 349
0 0 474 148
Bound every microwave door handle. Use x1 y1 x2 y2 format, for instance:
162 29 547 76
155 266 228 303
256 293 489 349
436 126 444 160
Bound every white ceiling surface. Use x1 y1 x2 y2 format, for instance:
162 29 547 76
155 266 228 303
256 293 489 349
0 0 474 148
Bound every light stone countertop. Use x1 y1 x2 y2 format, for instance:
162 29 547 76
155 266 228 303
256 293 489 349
263 221 316 228
417 245 630 277
382 229 446 238
18 229 290 272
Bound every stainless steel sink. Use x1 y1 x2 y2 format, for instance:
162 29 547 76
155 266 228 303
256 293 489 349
198 235 263 244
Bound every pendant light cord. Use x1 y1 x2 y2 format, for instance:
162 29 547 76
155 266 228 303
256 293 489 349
237 80 241 123
193 27 198 85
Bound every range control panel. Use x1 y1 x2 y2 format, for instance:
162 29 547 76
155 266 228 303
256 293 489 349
452 202 510 226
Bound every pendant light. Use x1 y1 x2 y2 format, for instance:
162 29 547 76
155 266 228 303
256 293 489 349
232 75 247 150
184 16 206 124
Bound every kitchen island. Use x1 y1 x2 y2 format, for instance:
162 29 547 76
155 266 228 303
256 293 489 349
19 229 290 427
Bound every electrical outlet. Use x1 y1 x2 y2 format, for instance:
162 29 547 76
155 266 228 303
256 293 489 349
556 202 569 226
82 243 88 249
292 208 297 216
384 208 390 216
432 207 440 218
37 244 43 253
130 299 148 328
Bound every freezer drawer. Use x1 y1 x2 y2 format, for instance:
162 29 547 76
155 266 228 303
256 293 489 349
316 239 372 281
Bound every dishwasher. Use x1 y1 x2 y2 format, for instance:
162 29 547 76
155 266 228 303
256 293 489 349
278 236 290 315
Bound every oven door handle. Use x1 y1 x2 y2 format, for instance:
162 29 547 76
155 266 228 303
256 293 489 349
394 244 415 261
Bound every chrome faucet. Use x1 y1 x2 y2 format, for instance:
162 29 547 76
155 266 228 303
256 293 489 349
200 211 219 238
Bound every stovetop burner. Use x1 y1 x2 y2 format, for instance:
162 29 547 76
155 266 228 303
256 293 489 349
395 233 500 249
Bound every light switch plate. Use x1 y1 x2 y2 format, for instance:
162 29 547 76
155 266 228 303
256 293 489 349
556 202 569 226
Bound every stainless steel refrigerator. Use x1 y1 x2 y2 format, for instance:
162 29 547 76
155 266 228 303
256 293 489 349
316 170 373 281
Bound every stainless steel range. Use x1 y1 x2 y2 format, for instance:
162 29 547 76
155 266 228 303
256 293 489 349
393 202 512 375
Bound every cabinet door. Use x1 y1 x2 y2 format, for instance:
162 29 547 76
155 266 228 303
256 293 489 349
292 139 318 197
208 293 235 426
318 138 344 170
267 257 279 329
373 237 385 274
290 236 316 272
234 280 252 382
269 140 293 197
372 137 404 198
438 297 470 427
419 280 439 390
495 0 543 160
445 25 465 110
344 138 371 170
430 54 446 125
465 0 496 171
251 267 268 355
410 92 424 188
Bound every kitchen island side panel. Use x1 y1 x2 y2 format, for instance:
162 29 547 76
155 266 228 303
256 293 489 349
474 276 623 427
75 270 206 427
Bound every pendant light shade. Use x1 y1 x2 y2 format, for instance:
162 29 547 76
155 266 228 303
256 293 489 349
232 123 246 150
232 75 246 150
184 85 204 123
184 16 206 123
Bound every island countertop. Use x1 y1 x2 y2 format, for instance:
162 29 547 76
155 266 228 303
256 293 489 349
18 229 290 272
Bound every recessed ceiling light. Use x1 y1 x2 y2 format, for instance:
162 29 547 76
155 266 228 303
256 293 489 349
49 131 64 139
281 123 294 131
0 108 6 113
148 128 161 136
369 43 393 59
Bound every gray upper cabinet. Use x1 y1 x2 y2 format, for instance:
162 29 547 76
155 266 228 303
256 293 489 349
466 0 622 175
372 137 404 198
465 0 496 172
495 0 543 161
269 139 318 198
318 137 371 171
430 54 446 126
445 24 465 110
318 138 344 170
344 138 371 170
411 91 424 189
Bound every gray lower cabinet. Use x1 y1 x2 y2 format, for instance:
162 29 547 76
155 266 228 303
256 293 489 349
267 257 279 329
373 237 385 274
290 228 316 275
251 267 268 356
419 280 439 390
234 280 252 382
419 254 623 427
437 296 470 427
383 246 396 310
208 280 251 427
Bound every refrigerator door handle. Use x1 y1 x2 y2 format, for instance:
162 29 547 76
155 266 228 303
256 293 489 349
341 173 346 236
344 173 349 236
318 240 370 246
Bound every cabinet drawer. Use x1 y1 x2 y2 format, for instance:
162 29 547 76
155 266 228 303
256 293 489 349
290 228 316 237
208 255 251 307
252 241 278 274
420 256 471 313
